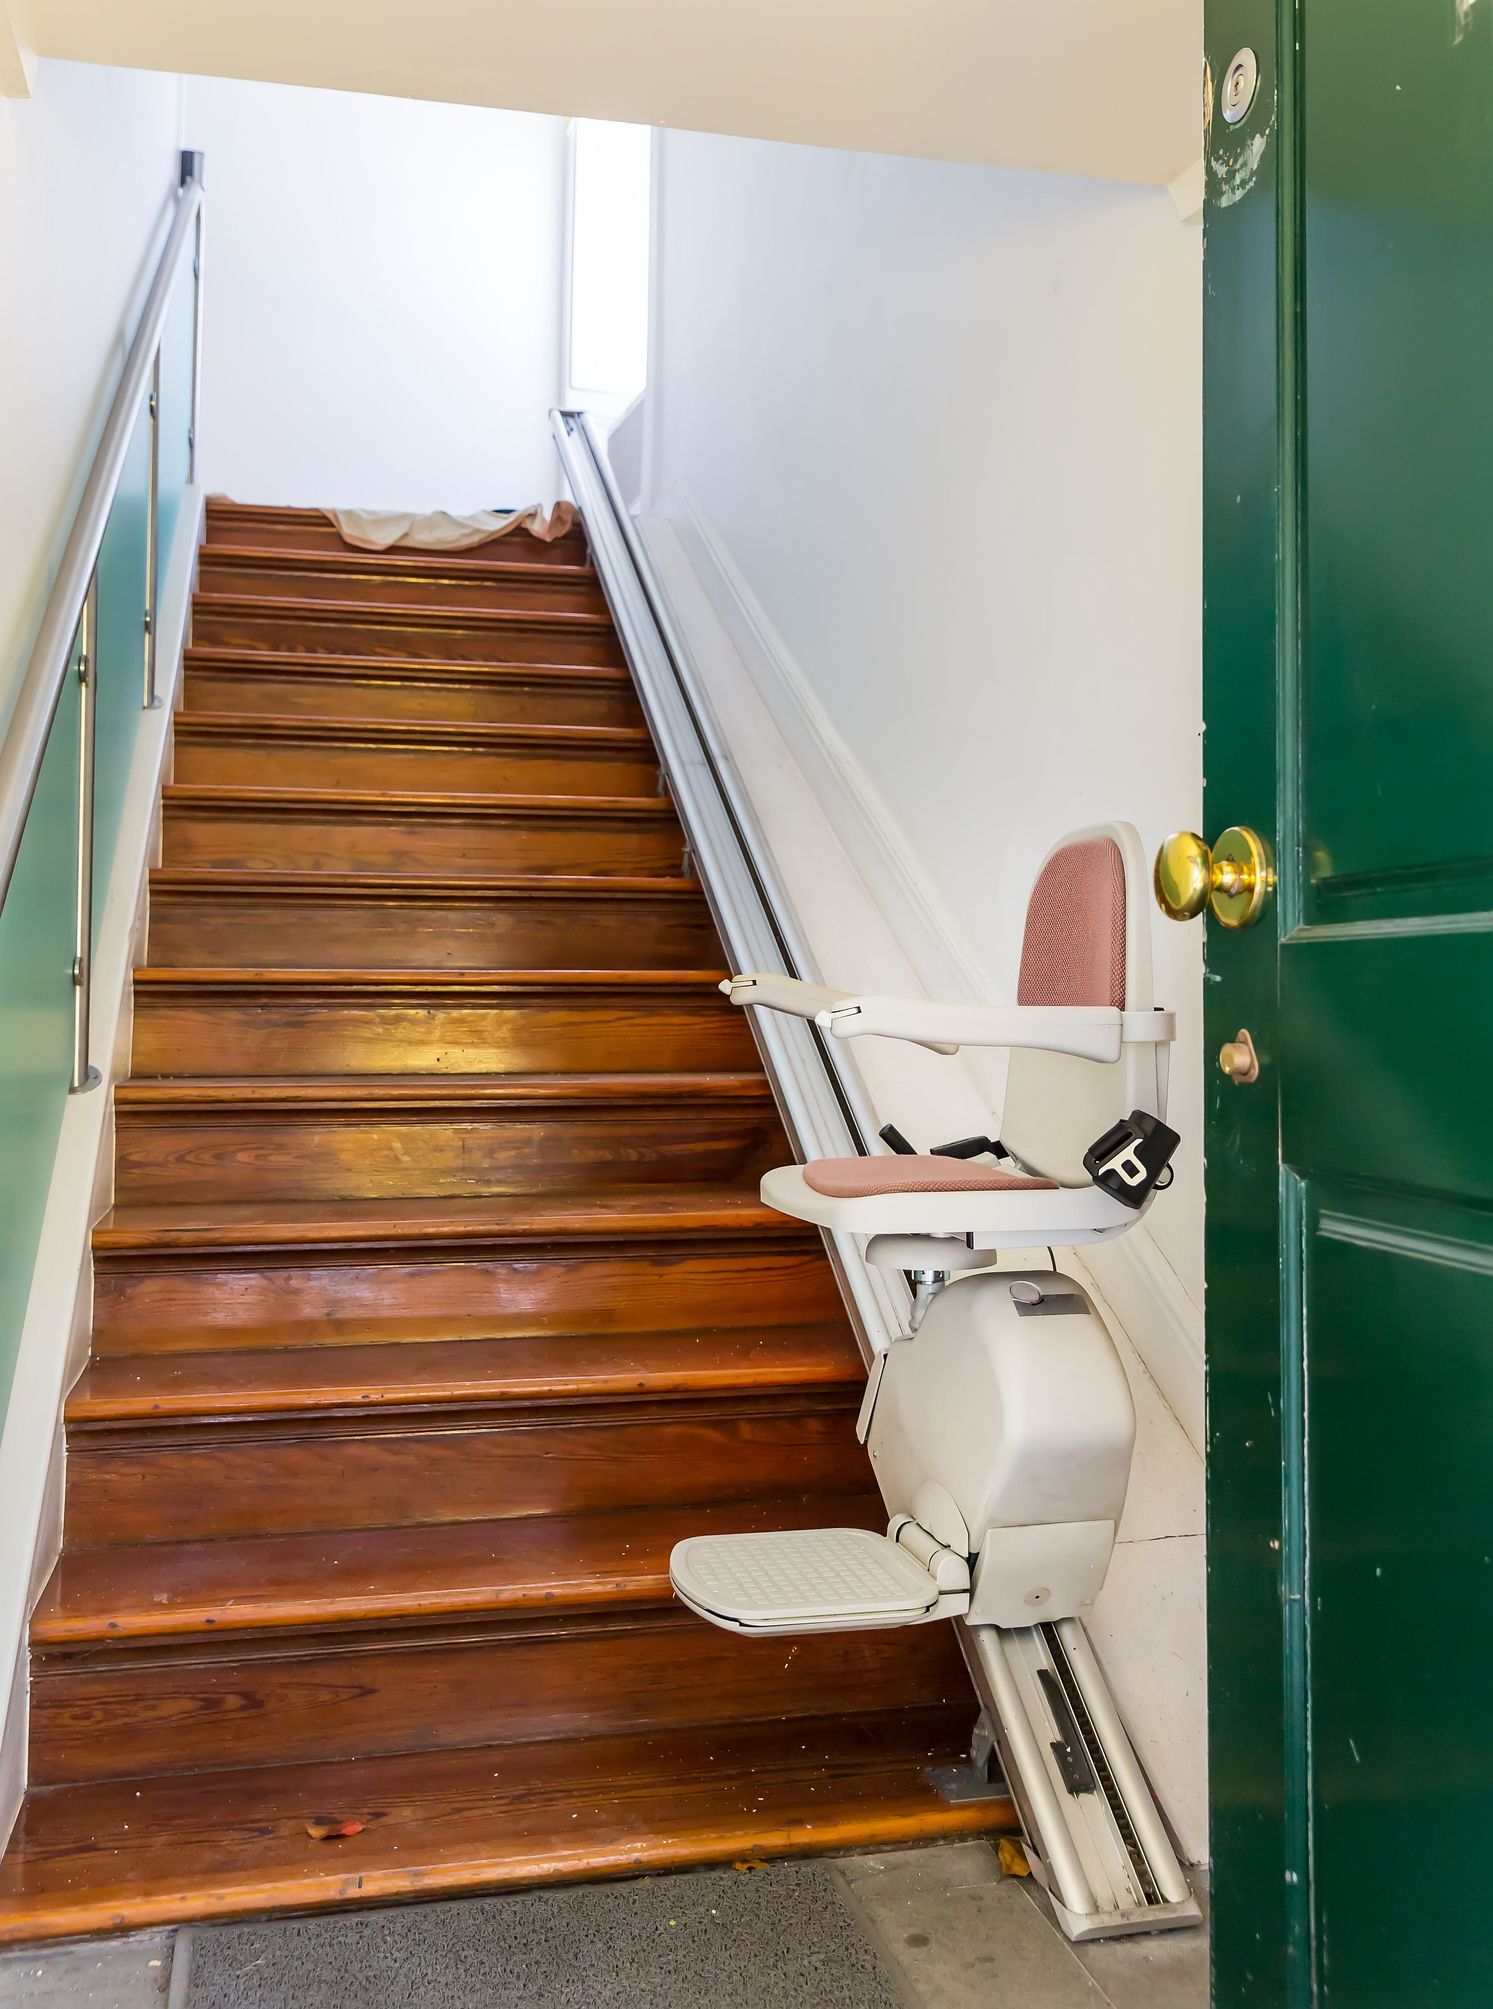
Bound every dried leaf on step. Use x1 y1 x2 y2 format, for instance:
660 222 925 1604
996 1835 1031 1879
730 1860 767 1873
305 1816 366 1841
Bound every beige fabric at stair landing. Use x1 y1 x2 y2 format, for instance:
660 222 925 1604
325 502 579 552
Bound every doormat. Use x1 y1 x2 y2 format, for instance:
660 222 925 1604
177 1862 908 2009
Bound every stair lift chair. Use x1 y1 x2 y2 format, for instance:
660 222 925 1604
669 823 1201 1939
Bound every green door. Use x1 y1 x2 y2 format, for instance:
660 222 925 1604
1202 3 1493 2003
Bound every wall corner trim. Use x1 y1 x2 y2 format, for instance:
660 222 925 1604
1168 156 1205 225
0 3 36 96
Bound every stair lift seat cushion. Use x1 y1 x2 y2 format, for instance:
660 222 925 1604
1001 828 1160 1187
670 1526 942 1633
802 1157 1057 1197
1017 837 1127 1013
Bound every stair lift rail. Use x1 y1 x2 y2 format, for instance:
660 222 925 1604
550 409 908 1364
553 415 1200 1945
0 151 205 1094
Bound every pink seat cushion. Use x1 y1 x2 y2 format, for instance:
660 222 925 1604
1018 836 1126 1009
802 1156 1058 1198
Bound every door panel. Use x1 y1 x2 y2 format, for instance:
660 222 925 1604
1206 0 1493 2002
1304 1186 1493 2006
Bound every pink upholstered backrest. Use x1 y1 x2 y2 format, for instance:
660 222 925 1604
1016 837 1126 1011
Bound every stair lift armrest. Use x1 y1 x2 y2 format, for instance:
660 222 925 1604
814 996 1174 1063
719 973 856 1021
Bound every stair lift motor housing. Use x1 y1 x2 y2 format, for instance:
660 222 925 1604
670 1268 1135 1636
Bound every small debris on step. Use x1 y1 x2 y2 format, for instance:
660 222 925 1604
997 1835 1031 1879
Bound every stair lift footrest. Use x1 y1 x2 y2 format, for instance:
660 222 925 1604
670 1527 946 1636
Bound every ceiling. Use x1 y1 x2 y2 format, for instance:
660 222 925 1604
9 0 1201 187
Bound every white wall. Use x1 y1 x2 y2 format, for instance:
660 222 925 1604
640 128 1207 1857
181 77 566 512
646 129 1204 1308
0 58 184 720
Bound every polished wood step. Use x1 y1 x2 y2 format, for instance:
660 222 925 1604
199 545 607 615
91 1240 840 1359
192 594 625 667
171 715 660 798
68 1322 861 1422
30 1599 967 1787
61 1390 867 1543
204 498 590 566
182 649 643 730
0 1711 1011 1943
92 1186 804 1256
145 871 719 971
112 1074 786 1206
160 786 685 876
37 1494 880 1646
129 969 752 1076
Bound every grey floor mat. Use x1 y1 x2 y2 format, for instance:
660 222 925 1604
179 1864 909 2009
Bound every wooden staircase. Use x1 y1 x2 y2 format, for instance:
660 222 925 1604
0 501 1012 1941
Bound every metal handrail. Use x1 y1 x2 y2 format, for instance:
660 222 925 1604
0 150 204 1091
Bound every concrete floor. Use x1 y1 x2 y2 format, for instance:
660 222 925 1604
0 1840 1208 2008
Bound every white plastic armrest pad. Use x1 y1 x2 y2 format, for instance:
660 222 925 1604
719 973 852 1021
814 995 1150 1063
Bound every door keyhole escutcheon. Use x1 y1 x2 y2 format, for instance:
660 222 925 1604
1153 827 1275 929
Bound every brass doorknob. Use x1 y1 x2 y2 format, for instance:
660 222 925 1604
1218 1028 1260 1084
1153 827 1274 929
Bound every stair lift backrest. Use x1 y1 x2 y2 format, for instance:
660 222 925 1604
998 823 1164 1187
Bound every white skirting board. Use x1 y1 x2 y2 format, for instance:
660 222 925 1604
0 488 204 1848
636 488 1209 1860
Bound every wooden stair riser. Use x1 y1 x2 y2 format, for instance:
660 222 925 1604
130 984 753 1076
198 550 608 616
204 502 590 567
112 1097 788 1207
63 1399 868 1543
146 882 719 972
192 598 625 668
91 1243 842 1358
171 722 659 798
183 658 644 730
160 797 686 877
29 1612 971 1787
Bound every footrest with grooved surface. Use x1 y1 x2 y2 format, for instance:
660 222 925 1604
670 1527 943 1636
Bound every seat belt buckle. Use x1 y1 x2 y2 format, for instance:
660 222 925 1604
1084 1110 1180 1209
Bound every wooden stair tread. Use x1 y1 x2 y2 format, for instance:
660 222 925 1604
204 499 589 563
114 1071 773 1109
0 1712 1011 1943
148 868 704 900
93 1186 804 1252
130 966 728 994
162 784 678 818
184 647 631 685
67 1323 863 1424
203 543 600 588
193 592 615 634
174 713 652 751
35 1493 882 1642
